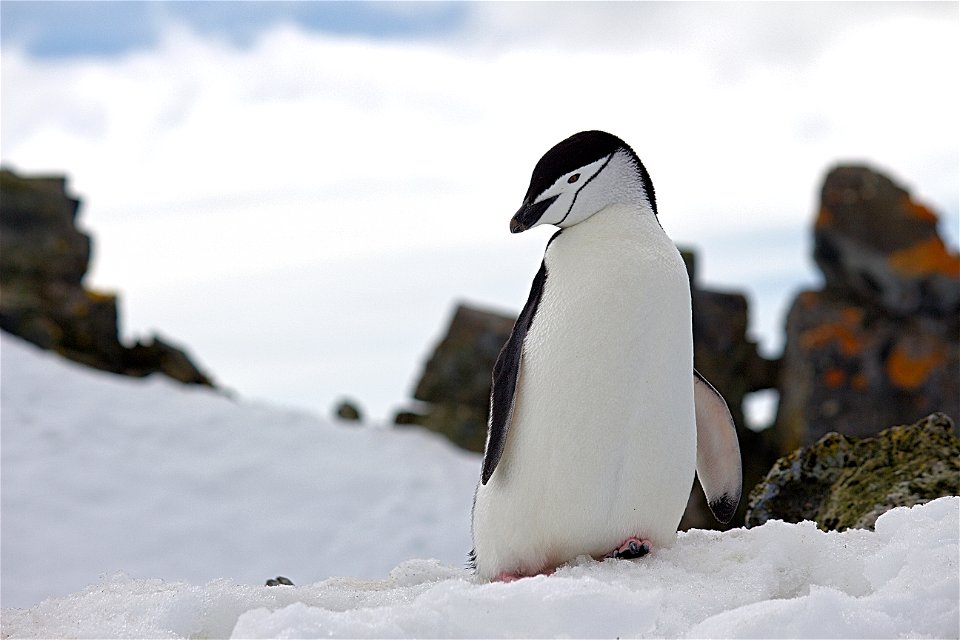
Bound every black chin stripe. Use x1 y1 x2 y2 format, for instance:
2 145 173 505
557 152 615 226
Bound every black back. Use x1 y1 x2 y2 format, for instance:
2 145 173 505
522 130 658 217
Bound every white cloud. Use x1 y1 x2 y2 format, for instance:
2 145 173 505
1 6 956 419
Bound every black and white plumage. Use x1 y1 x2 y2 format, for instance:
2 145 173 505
471 130 742 581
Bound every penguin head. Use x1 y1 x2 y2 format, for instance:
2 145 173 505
510 130 657 233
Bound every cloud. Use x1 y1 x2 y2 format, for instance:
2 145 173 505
1 5 957 419
454 2 952 61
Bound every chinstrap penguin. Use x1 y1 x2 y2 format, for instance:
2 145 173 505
471 130 742 581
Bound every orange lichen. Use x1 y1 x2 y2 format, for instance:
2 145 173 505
86 290 116 304
815 207 833 229
851 372 869 390
888 236 960 279
798 291 819 308
840 307 864 325
901 194 938 224
801 317 864 356
823 368 846 389
886 343 945 390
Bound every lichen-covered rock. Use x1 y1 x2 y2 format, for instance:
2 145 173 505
776 290 959 452
0 167 215 387
774 165 959 455
814 165 960 317
745 413 960 531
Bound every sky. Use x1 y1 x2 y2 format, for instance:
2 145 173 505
1 1 958 423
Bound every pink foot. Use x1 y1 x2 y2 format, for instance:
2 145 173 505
606 537 652 559
491 567 555 582
492 572 523 582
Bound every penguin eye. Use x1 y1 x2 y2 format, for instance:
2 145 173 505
567 173 580 184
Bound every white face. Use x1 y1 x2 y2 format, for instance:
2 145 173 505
529 155 612 228
511 150 647 233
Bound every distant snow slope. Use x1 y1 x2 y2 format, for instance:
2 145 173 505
2 333 958 639
0 333 480 609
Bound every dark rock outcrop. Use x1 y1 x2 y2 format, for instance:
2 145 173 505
745 413 960 531
683 248 781 432
397 304 514 452
124 335 213 385
0 168 214 386
678 251 780 531
0 170 123 368
774 165 959 455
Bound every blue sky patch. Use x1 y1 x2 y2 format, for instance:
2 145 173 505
0 1 467 58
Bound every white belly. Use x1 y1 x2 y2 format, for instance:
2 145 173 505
472 204 696 579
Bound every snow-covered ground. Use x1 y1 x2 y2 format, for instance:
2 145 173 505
2 332 958 638
0 333 479 608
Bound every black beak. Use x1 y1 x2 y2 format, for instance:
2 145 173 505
509 195 559 234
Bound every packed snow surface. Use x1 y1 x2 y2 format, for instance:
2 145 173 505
2 333 959 638
4 499 958 639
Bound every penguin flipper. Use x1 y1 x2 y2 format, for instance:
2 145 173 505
693 369 742 523
480 259 548 485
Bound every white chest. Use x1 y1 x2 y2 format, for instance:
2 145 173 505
529 205 692 397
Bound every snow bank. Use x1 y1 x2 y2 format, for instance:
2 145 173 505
0 334 479 608
2 499 957 638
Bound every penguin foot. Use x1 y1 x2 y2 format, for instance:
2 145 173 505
492 572 524 582
491 567 555 582
607 537 651 559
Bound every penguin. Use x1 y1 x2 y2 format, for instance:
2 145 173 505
471 130 742 581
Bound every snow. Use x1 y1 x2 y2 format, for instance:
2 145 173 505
0 333 479 608
2 332 959 638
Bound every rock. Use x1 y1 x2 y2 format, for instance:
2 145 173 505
124 335 214 386
814 165 960 317
774 165 959 455
681 268 779 531
393 411 425 427
0 170 88 285
413 304 516 411
0 169 126 371
691 287 780 429
0 168 215 387
334 399 363 422
745 413 960 530
397 303 514 452
775 290 959 452
265 576 294 587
